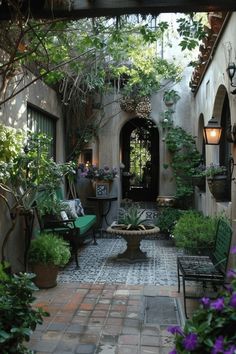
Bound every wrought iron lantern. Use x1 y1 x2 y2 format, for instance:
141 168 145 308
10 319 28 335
227 62 236 87
203 117 222 145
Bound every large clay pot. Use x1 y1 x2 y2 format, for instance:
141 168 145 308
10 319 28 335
31 263 59 289
207 175 229 201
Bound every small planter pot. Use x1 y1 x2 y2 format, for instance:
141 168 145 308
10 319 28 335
207 175 229 201
31 263 59 289
164 99 175 107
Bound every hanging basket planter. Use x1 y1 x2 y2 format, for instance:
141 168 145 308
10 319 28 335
120 96 136 112
207 175 229 201
135 96 151 118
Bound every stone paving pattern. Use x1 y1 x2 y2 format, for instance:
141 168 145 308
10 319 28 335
28 283 180 354
28 238 197 354
58 239 182 286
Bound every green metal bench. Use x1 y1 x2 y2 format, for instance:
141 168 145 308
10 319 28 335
36 191 97 268
177 218 232 318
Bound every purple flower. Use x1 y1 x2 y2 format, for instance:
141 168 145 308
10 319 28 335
230 246 236 254
229 293 236 308
201 297 211 308
212 336 224 354
211 298 224 311
224 345 236 354
183 333 198 351
169 350 177 354
167 325 183 336
225 284 233 294
227 269 236 279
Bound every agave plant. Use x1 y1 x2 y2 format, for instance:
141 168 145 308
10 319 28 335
118 206 147 230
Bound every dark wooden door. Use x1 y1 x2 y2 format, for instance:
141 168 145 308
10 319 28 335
120 117 159 201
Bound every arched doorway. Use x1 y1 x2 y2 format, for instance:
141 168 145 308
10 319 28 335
120 117 159 201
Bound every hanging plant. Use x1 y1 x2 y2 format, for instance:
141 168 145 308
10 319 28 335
135 96 151 118
163 89 180 107
120 96 136 112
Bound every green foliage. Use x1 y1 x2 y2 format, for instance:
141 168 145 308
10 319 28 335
165 126 202 198
28 233 71 266
118 206 147 230
169 248 236 353
0 128 76 211
203 163 227 178
155 208 183 234
177 14 207 51
163 89 180 104
0 124 25 183
173 210 218 253
160 108 175 129
0 263 49 354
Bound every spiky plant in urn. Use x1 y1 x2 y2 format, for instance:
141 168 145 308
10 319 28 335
106 206 159 261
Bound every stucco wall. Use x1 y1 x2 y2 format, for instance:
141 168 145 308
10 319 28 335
96 65 193 222
192 12 236 249
0 73 64 272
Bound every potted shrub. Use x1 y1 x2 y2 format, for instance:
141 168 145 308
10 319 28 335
172 210 218 254
163 89 180 107
203 164 229 201
28 232 71 288
154 207 183 237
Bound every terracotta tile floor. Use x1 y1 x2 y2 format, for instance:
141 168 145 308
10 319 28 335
27 238 198 354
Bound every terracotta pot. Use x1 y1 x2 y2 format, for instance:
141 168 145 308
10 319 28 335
31 263 59 289
207 175 229 201
164 99 175 107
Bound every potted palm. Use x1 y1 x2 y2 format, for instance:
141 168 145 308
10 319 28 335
28 232 71 288
203 164 229 201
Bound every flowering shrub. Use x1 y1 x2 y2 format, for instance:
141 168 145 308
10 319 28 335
168 246 236 353
78 163 118 181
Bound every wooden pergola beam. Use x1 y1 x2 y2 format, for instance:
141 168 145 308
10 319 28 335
0 0 236 20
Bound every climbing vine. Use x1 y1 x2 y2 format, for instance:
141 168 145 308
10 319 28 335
165 126 202 199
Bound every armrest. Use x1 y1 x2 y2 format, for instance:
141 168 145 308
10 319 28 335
44 219 76 229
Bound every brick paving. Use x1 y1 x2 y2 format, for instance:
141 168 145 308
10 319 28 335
27 282 191 354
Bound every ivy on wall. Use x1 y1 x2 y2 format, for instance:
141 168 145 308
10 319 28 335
165 126 202 199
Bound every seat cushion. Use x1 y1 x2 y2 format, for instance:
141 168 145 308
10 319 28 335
74 215 96 235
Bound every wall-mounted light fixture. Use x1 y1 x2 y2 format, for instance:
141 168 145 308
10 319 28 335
226 62 236 87
203 117 222 145
226 123 236 143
